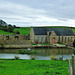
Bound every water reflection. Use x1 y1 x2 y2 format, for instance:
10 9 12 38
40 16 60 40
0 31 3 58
0 48 72 60
0 53 31 59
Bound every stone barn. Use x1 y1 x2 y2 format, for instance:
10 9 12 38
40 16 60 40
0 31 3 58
30 27 75 44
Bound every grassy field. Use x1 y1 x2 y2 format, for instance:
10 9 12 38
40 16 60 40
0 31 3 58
14 27 31 35
0 30 15 35
0 59 69 75
72 29 75 33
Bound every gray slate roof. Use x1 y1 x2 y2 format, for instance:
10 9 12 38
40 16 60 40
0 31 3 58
33 28 74 36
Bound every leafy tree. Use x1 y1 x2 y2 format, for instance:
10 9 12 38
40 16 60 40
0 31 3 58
7 24 14 32
13 25 16 28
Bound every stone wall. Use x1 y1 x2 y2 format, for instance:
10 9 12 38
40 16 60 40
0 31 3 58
0 34 31 48
34 35 47 43
30 27 34 43
50 36 75 44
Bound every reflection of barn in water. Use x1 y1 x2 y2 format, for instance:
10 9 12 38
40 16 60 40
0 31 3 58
30 27 75 44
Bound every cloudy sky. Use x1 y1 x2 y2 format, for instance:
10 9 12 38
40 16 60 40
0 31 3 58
0 0 75 27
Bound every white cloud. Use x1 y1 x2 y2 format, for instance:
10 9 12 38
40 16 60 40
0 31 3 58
0 0 75 27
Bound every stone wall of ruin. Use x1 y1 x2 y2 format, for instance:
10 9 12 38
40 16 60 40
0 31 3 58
0 35 31 48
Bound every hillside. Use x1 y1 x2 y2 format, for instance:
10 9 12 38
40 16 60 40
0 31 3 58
13 27 31 35
0 30 15 35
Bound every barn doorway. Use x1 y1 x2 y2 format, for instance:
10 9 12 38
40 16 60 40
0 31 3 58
51 37 55 44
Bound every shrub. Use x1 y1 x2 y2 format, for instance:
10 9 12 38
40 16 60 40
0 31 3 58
14 56 20 60
30 56 35 60
18 50 37 54
50 56 57 60
59 56 63 60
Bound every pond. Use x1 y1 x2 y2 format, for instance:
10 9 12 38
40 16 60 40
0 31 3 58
0 48 73 60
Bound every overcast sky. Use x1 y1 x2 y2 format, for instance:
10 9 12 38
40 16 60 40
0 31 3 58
0 0 75 27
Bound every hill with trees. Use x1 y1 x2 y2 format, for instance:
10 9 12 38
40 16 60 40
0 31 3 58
0 20 20 34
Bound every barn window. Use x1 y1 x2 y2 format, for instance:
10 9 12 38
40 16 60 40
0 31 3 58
68 37 70 41
62 36 63 42
59 36 60 42
38 37 39 40
65 37 66 43
41 37 43 43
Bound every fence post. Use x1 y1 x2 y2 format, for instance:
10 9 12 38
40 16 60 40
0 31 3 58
72 55 75 75
68 60 73 75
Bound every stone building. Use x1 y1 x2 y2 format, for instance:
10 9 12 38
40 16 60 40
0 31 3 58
0 34 31 48
30 27 75 44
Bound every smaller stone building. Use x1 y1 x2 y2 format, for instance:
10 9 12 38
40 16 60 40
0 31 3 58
0 34 31 48
30 27 75 44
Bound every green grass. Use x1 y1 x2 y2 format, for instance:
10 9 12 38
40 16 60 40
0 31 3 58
0 30 15 35
58 43 66 45
72 29 75 33
0 59 69 75
14 27 31 35
32 44 38 45
42 43 52 45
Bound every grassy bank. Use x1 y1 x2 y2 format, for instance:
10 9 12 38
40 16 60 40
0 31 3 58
0 59 69 75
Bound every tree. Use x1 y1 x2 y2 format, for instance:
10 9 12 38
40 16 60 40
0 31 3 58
7 24 14 32
13 25 16 28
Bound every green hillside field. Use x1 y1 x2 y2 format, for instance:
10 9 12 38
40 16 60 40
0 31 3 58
13 27 31 35
0 30 15 35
